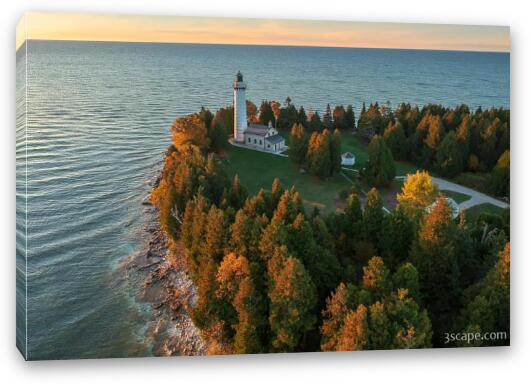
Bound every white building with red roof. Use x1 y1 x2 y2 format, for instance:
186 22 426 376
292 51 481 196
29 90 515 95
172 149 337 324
232 71 286 153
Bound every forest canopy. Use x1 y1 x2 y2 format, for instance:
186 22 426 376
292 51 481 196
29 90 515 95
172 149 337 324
151 105 509 354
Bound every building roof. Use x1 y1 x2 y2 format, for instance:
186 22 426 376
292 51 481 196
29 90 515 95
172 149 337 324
245 124 270 136
266 134 285 145
426 197 460 219
342 152 355 159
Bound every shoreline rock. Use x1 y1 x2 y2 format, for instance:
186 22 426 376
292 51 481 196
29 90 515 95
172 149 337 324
133 192 206 356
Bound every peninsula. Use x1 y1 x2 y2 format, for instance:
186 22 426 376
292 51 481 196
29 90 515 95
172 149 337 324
147 72 510 354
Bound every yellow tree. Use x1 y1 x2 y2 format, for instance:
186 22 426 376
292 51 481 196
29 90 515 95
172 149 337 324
396 170 439 220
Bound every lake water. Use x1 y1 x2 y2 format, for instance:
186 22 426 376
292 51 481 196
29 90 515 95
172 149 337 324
15 40 509 359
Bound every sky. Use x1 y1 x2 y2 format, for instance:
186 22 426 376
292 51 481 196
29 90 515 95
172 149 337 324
16 12 510 52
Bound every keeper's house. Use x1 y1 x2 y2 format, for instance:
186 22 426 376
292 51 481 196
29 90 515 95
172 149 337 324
244 122 285 152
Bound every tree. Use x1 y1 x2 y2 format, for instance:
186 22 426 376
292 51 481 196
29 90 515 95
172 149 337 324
213 106 234 137
333 105 347 130
151 176 178 237
330 129 342 174
246 100 258 123
384 121 408 160
363 135 396 187
321 264 431 351
393 262 420 302
396 170 439 220
259 221 289 261
374 289 432 349
216 253 264 353
198 106 214 129
171 114 211 149
298 106 308 128
436 131 463 177
191 256 223 341
357 103 383 140
268 253 317 352
336 304 369 351
489 150 510 197
229 210 263 261
410 196 460 344
309 111 323 132
180 193 210 278
217 253 250 305
320 283 354 351
227 174 248 209
453 242 509 347
232 275 265 353
425 114 444 151
345 104 355 130
203 205 228 263
208 118 228 152
422 115 445 167
272 188 304 224
345 192 363 224
306 130 333 178
479 118 501 170
259 100 275 126
323 104 333 130
269 178 285 213
288 123 307 166
287 214 341 298
363 188 384 247
456 115 471 166
362 256 391 300
270 101 281 128
380 205 415 269
277 103 299 130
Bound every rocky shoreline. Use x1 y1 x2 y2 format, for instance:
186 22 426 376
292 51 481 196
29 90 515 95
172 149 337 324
130 174 206 357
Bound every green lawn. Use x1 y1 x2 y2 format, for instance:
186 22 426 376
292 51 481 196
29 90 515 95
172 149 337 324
223 145 353 213
340 133 369 170
464 203 506 223
340 132 418 176
440 190 472 204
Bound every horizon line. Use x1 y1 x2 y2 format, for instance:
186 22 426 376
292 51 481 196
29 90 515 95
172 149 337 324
17 37 510 54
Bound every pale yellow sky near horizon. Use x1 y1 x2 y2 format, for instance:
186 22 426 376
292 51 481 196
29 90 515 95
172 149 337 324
16 12 510 52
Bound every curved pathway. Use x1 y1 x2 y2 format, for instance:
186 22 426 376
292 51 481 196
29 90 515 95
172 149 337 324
396 176 509 210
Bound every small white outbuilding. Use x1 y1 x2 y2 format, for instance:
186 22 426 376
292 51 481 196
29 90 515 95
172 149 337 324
341 152 356 166
425 197 460 219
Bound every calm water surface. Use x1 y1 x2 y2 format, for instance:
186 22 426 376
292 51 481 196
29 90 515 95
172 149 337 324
15 41 509 359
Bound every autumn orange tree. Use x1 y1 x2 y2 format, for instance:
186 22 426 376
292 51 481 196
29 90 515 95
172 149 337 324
171 114 210 149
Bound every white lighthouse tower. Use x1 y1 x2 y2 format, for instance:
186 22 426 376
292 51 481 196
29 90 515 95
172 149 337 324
233 71 247 142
